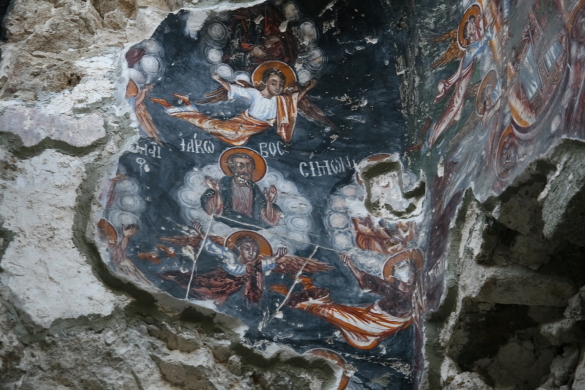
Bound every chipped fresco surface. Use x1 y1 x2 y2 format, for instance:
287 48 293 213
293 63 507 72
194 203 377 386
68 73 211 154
407 0 585 315
97 1 420 388
92 0 585 388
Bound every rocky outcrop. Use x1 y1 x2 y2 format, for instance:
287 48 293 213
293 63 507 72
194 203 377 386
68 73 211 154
2 0 585 389
426 142 585 389
0 1 339 389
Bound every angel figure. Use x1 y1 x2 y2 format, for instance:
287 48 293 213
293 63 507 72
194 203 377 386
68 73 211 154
352 216 416 255
150 61 333 146
270 253 418 350
424 5 494 150
97 219 155 287
125 46 163 144
158 222 333 305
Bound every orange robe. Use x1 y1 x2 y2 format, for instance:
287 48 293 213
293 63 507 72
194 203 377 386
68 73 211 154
169 92 299 146
290 288 412 350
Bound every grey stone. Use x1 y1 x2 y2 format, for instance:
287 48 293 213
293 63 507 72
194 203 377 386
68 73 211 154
573 348 585 390
0 105 106 147
446 372 492 390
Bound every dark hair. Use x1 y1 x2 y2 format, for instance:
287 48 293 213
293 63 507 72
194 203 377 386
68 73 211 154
125 47 146 68
234 236 260 256
259 68 286 90
464 15 477 41
227 153 255 172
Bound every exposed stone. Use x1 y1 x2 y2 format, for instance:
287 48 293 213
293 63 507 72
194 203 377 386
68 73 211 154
460 261 575 307
156 348 223 390
542 144 585 247
427 159 585 389
485 338 556 389
440 356 460 387
0 149 124 330
227 355 243 376
446 372 492 390
547 345 580 387
540 319 583 346
573 348 585 389
564 286 585 321
0 105 106 147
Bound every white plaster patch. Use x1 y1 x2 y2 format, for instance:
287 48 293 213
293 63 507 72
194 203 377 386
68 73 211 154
0 104 106 147
0 150 125 329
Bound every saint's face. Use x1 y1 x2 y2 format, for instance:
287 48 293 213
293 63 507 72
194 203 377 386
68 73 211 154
466 16 480 44
230 157 255 183
266 74 285 96
237 241 260 264
484 83 494 109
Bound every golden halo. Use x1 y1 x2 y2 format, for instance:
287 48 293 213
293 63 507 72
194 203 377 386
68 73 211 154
458 3 483 49
225 230 273 259
476 70 498 116
219 147 267 182
569 0 585 42
382 249 424 281
252 61 297 90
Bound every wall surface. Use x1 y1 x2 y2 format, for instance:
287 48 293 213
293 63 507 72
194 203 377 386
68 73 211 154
1 0 585 389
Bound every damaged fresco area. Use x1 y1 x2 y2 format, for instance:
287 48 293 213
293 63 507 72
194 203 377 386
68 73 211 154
406 0 585 312
92 0 585 387
96 1 422 389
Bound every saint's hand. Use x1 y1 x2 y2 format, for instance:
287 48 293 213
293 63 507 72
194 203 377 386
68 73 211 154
340 254 355 268
211 73 221 81
250 46 267 58
275 247 288 260
122 224 139 237
205 176 220 192
305 79 318 90
437 80 446 95
193 221 204 237
265 185 278 203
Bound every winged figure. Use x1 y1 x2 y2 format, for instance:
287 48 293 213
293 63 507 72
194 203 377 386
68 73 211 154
150 61 334 146
97 219 154 287
423 7 494 150
270 253 416 350
352 216 416 255
158 222 333 305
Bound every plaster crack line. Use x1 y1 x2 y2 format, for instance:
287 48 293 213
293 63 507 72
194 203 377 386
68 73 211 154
260 245 320 330
184 215 215 300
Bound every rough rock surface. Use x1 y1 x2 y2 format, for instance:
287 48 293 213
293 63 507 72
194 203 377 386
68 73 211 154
1 0 585 389
425 142 585 389
0 105 105 147
0 148 123 330
0 0 339 389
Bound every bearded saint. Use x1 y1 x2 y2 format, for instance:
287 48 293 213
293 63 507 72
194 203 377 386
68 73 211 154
201 152 282 229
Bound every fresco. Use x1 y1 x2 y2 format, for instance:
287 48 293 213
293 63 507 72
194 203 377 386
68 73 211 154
97 1 422 389
404 0 585 318
95 0 585 388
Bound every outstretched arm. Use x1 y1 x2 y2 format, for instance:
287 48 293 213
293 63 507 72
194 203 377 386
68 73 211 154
136 84 154 105
265 247 288 264
298 79 317 101
112 224 139 265
341 254 396 296
261 185 282 226
212 73 231 92
203 177 224 215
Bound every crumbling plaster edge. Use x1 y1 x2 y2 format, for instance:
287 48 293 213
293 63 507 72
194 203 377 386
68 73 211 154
70 2 345 386
419 137 585 388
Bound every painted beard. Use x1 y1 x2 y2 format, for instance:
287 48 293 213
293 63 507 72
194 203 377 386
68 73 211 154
234 173 253 186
